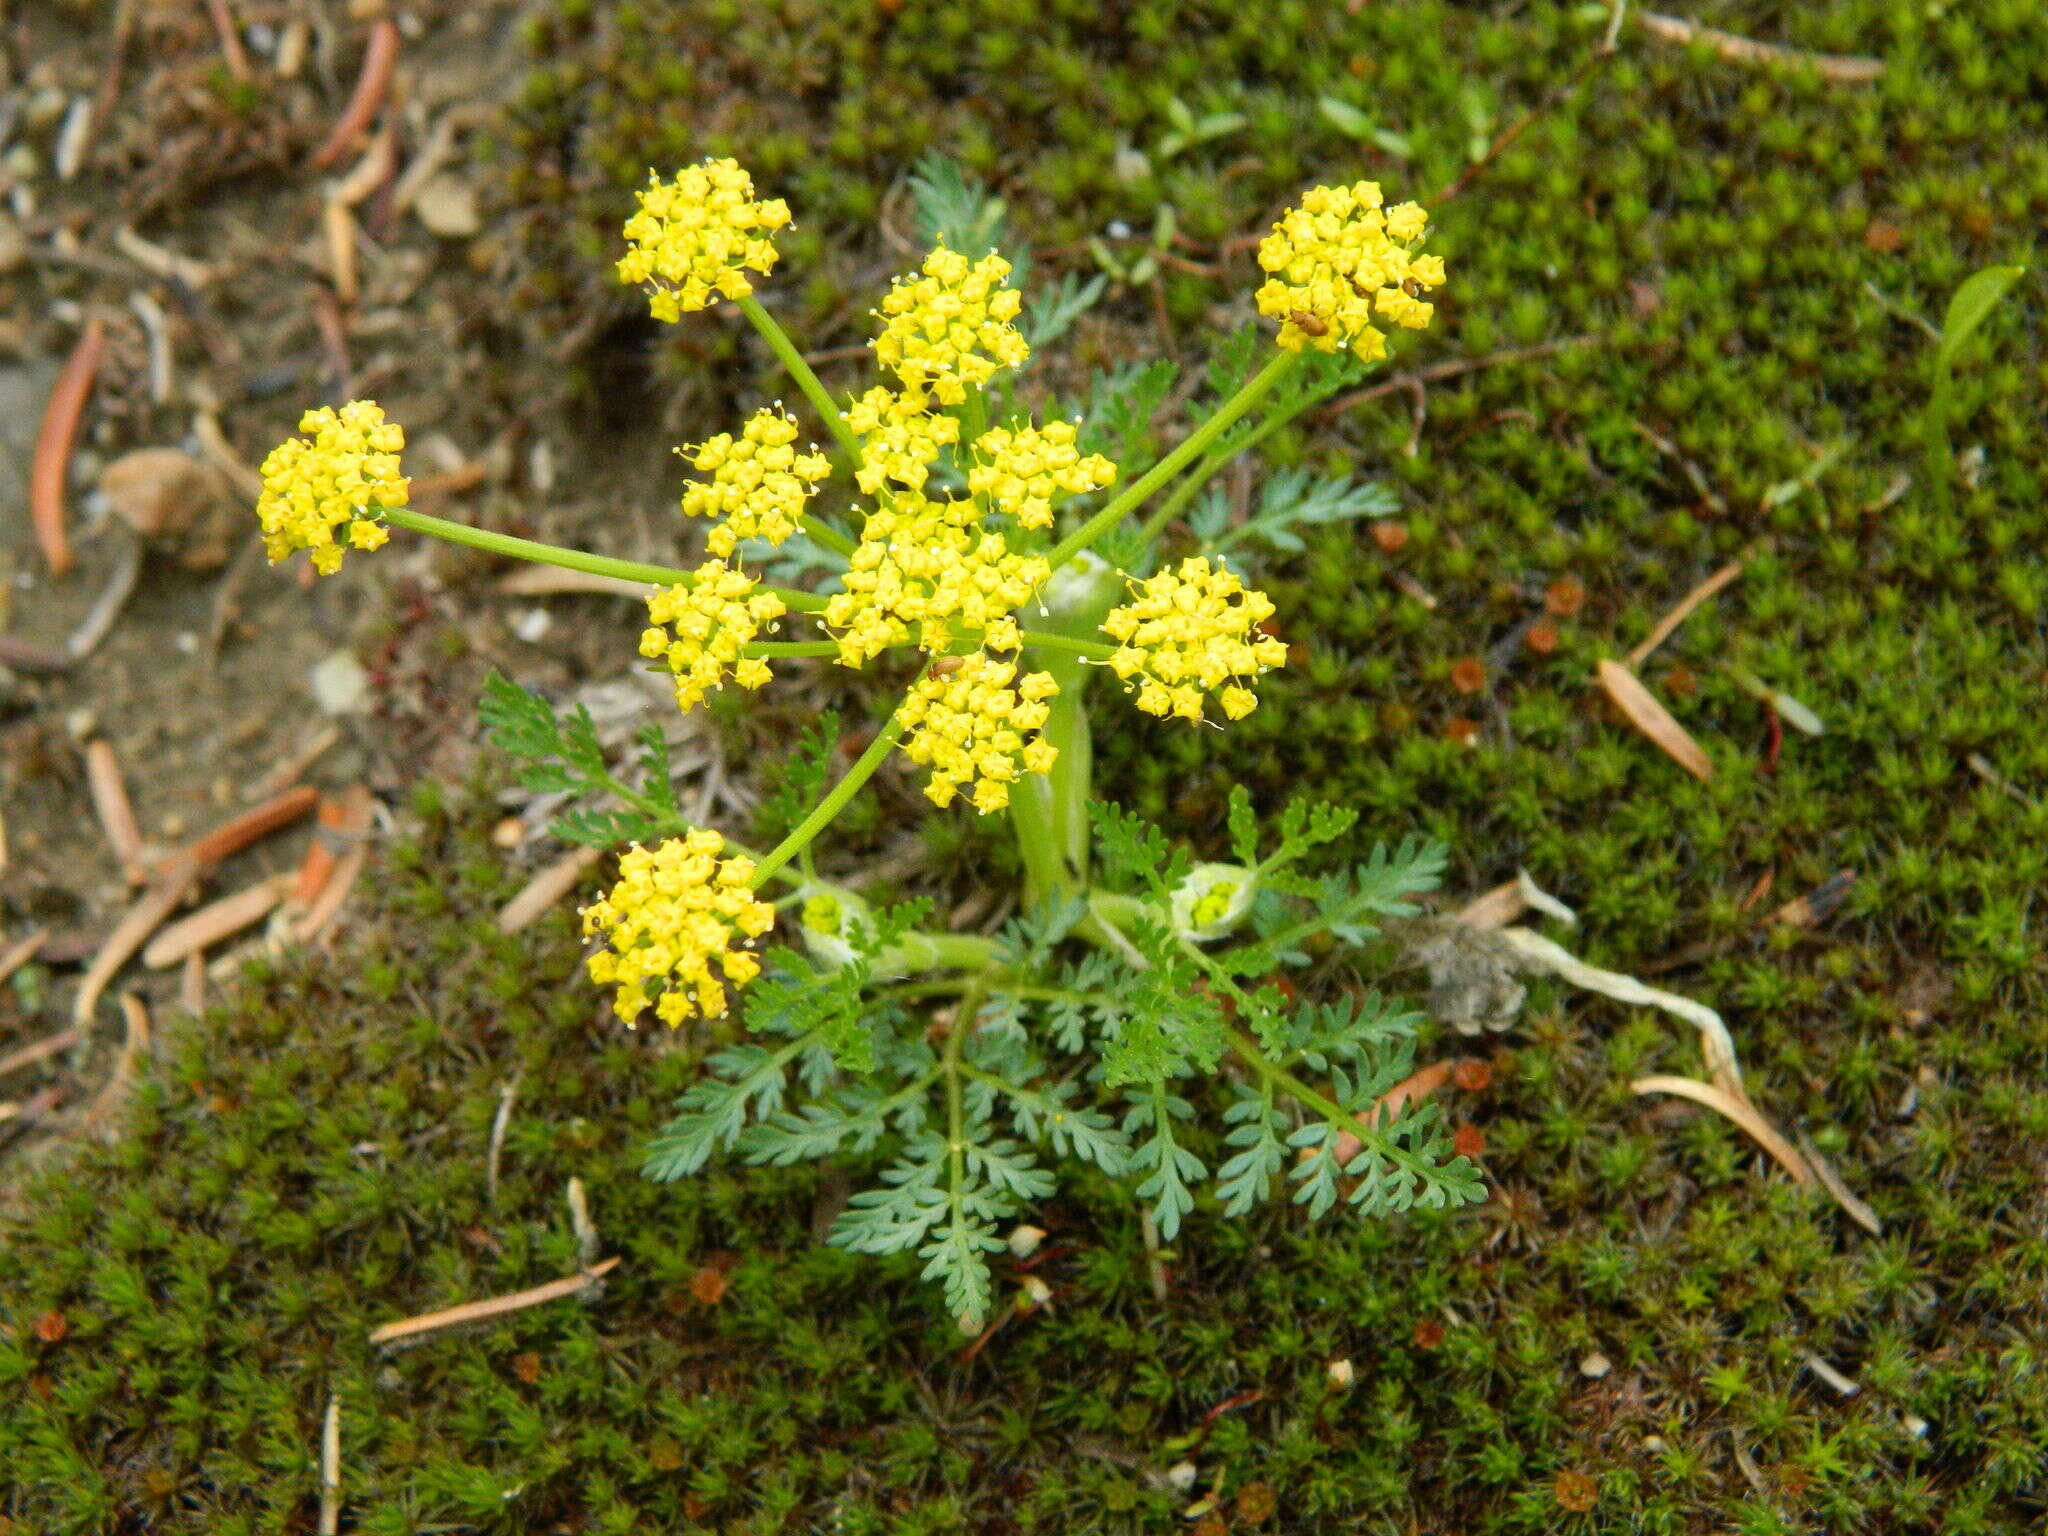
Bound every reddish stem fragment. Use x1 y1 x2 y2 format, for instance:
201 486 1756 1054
30 320 105 577
309 17 400 172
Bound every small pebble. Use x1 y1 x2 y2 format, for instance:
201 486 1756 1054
1580 1352 1611 1379
1165 1461 1198 1493
513 606 553 643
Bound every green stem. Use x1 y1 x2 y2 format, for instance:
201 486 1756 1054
750 707 906 887
1222 1021 1352 1125
959 386 988 448
1018 629 1117 661
1046 350 1300 570
736 291 864 466
799 513 859 561
890 933 1008 973
1134 392 1311 550
941 975 988 1323
382 506 828 614
746 639 842 658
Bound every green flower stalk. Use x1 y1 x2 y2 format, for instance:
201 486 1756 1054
257 155 1464 1331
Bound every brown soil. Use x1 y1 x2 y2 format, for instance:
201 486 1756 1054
2 1 677 1164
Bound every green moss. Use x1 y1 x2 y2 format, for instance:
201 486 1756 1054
10 0 2048 1528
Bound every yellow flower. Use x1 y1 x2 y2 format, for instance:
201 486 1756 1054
872 245 1029 405
582 830 775 1026
967 421 1116 530
641 559 787 712
255 399 408 575
1255 182 1446 361
898 652 1060 814
618 160 791 322
1101 556 1289 723
824 493 1049 666
844 385 960 495
679 408 831 557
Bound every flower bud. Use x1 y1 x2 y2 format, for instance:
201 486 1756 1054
1169 862 1257 943
797 885 872 973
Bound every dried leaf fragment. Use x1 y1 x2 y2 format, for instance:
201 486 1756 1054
1597 658 1713 781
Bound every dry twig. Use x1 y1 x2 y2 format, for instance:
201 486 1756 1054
318 1394 342 1535
144 873 294 969
497 845 605 933
0 929 49 987
74 858 200 1027
486 1071 522 1206
0 1028 81 1082
82 994 152 1140
1637 11 1883 84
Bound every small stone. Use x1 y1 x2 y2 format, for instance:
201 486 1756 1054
1580 1352 1611 1379
310 649 371 715
512 606 552 643
414 175 481 239
98 448 219 539
1165 1461 1198 1492
491 816 525 849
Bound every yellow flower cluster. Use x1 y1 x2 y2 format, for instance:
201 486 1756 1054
618 160 791 322
255 400 407 575
967 421 1116 529
679 408 831 557
1255 182 1446 361
844 385 959 494
872 246 1029 405
582 831 775 1026
1102 556 1290 723
899 652 1059 813
825 494 1050 665
640 560 787 712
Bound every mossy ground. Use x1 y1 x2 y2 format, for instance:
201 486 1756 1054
7 1 2048 1530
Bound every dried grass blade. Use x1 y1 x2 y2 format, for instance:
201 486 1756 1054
1626 559 1744 668
368 1258 620 1347
1632 1074 1813 1184
1794 1131 1883 1236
